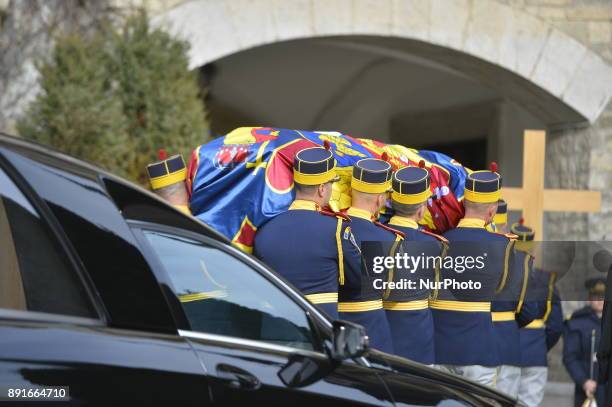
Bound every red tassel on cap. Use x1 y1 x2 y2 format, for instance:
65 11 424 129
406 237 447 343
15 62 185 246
418 160 426 168
489 161 498 173
323 140 331 150
519 217 525 225
158 149 168 160
381 152 388 162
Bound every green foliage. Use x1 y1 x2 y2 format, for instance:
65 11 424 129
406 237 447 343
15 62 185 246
18 12 209 184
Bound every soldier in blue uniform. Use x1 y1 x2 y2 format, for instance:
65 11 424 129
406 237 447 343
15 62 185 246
432 164 514 386
492 217 538 398
254 147 361 319
487 199 508 233
564 278 606 407
383 164 447 365
340 158 403 354
515 222 564 407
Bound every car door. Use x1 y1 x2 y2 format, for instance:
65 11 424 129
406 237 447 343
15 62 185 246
0 153 211 405
134 224 394 407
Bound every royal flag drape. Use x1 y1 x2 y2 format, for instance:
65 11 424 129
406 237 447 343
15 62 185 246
187 127 469 253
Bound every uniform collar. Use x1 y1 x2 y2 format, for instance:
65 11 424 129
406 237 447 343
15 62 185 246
347 207 373 222
289 199 320 211
457 218 487 229
389 216 419 229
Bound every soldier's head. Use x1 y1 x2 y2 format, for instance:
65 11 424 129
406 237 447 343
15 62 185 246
463 163 502 224
350 158 393 214
390 164 431 221
293 147 339 207
510 218 535 253
491 199 508 233
586 277 605 314
146 151 190 209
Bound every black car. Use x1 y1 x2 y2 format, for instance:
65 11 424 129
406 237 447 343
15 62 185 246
0 133 515 406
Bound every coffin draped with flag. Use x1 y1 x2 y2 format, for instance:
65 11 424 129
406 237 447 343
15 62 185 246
187 127 469 253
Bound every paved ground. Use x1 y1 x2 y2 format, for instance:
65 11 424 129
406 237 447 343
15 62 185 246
541 381 574 407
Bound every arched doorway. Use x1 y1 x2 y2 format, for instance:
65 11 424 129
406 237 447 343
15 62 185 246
154 0 612 187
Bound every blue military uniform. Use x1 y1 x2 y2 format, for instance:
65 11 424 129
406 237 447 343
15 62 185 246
384 165 447 365
519 269 563 363
254 147 360 319
491 219 538 397
563 278 606 407
339 158 401 354
432 166 512 385
517 257 563 407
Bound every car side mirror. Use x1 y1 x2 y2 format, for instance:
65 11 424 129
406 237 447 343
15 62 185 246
331 320 369 360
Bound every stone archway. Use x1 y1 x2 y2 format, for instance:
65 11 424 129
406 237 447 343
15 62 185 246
154 0 612 124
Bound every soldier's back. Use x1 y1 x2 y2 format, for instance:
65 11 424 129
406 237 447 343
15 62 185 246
431 223 512 366
254 208 340 316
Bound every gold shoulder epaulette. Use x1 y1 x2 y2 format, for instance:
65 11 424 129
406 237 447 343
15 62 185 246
320 208 350 221
491 231 518 240
419 229 448 243
373 221 405 238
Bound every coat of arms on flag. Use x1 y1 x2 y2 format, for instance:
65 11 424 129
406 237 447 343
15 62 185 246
187 127 469 253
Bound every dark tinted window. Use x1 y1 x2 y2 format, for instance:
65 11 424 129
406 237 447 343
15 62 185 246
144 230 315 350
0 167 95 318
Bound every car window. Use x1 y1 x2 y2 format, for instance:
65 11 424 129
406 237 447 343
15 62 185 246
0 167 96 318
143 230 316 350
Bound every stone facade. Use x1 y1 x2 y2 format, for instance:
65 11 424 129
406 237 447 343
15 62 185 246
501 0 612 242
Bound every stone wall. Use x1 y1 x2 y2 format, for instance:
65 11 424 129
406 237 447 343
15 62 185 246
499 0 612 386
500 0 612 242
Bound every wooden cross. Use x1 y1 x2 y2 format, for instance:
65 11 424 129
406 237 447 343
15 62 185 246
501 130 601 237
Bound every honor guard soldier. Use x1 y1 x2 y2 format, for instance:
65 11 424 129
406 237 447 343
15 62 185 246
487 199 508 233
514 222 564 407
384 163 447 365
431 163 512 386
254 147 360 319
146 150 191 215
340 157 403 354
491 215 538 398
564 278 606 407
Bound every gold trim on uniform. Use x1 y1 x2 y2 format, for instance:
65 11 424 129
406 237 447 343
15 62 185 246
288 199 319 211
525 273 556 329
515 253 532 313
388 216 419 229
495 240 514 293
491 311 516 321
338 299 383 312
515 240 534 252
383 299 429 311
150 168 187 190
525 319 545 329
457 218 486 228
429 299 491 312
346 207 373 222
336 218 345 286
305 292 338 304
